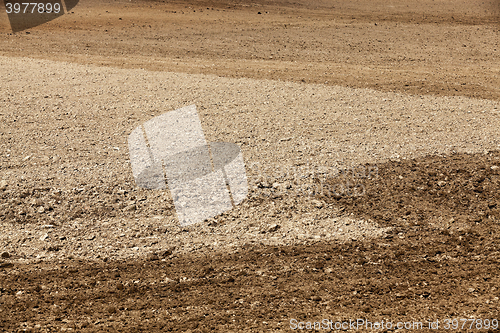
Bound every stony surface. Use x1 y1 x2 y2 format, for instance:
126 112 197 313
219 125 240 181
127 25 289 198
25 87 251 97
0 0 500 331
0 56 499 263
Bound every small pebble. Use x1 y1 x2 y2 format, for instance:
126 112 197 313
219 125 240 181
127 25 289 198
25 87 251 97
124 204 136 211
148 253 159 261
268 224 281 233
311 199 324 208
164 277 176 284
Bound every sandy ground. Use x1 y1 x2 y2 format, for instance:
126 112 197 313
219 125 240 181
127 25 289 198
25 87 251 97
0 0 500 331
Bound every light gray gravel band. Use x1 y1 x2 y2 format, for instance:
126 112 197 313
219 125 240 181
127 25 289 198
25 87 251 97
0 56 499 262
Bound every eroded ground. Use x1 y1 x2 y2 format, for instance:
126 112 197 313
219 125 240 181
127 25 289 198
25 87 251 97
1 0 500 331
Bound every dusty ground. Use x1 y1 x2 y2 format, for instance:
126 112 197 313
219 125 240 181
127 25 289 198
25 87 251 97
0 0 500 331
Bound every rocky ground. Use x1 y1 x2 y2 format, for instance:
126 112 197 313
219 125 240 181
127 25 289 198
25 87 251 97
0 0 500 331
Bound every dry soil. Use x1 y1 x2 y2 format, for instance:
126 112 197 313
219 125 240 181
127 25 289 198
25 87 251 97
0 0 500 332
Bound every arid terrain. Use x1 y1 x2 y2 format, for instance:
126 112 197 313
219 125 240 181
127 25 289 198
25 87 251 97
1 0 500 331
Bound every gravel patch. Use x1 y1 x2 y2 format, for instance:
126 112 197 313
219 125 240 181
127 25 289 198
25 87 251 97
1 56 499 262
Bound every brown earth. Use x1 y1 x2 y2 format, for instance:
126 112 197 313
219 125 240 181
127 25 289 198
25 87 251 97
1 152 500 332
1 0 500 100
1 0 500 332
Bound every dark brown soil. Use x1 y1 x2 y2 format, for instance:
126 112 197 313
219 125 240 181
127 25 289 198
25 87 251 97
324 151 500 230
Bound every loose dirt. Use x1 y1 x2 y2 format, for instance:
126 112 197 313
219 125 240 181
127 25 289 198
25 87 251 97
0 0 500 331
